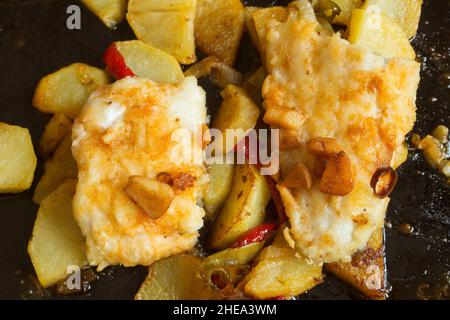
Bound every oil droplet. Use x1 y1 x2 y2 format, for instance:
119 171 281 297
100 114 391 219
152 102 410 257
438 72 450 88
399 223 414 235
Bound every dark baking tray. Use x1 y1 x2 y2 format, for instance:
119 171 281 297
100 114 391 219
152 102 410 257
0 0 448 300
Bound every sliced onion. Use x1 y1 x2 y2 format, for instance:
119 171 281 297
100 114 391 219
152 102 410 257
184 56 243 88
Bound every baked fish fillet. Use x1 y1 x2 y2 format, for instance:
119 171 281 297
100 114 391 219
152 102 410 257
263 12 420 263
72 77 207 269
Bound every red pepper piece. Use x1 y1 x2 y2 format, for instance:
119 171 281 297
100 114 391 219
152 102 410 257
103 43 135 80
230 223 277 248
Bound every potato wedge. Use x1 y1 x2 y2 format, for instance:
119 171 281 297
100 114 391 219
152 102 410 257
348 8 416 60
364 0 422 39
209 164 271 250
248 7 288 63
32 63 111 119
326 228 386 299
195 0 245 66
135 254 212 300
33 134 78 204
211 85 260 154
106 41 184 83
28 179 87 288
127 0 197 64
0 123 37 193
39 113 72 159
243 229 323 299
203 164 235 219
81 0 127 29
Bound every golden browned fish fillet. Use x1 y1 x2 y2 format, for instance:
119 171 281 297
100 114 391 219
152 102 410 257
72 77 207 269
263 10 420 263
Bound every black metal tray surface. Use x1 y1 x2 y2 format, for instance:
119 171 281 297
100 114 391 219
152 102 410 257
0 0 448 299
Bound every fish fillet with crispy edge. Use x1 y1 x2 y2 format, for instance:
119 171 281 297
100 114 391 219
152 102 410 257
72 77 207 269
263 13 420 263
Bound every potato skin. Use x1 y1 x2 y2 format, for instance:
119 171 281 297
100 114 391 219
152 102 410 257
0 122 37 193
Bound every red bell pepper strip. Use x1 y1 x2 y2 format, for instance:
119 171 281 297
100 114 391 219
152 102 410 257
230 223 278 248
103 43 135 80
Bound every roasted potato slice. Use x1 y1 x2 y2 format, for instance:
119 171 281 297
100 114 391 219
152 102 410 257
135 254 212 300
0 123 37 193
81 0 127 29
326 228 386 299
209 164 271 250
364 0 422 39
127 0 197 64
39 113 72 159
105 41 184 83
28 179 87 288
348 8 416 60
211 85 260 154
33 134 78 204
195 0 245 66
203 164 235 219
247 7 288 63
32 63 111 119
243 229 323 299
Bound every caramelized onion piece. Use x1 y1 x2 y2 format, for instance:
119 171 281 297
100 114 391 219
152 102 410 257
281 163 313 189
370 167 398 199
184 56 243 88
319 151 355 196
125 176 174 219
307 137 342 156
